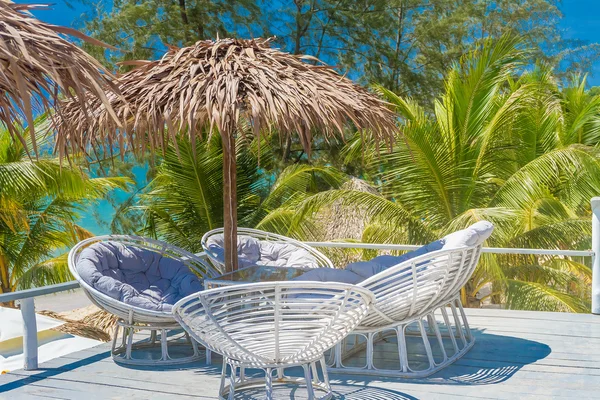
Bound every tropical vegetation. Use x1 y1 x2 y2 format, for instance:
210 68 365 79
3 2 600 315
291 36 600 312
82 0 599 107
107 35 600 312
111 134 346 252
0 116 129 298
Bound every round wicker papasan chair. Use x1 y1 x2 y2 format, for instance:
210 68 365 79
293 221 494 378
201 228 334 270
68 235 220 365
173 281 374 400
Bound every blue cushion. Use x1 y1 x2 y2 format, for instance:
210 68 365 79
76 241 203 313
292 267 363 284
205 233 320 268
344 221 494 280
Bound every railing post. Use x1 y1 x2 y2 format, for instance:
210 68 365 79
19 297 38 370
592 197 600 314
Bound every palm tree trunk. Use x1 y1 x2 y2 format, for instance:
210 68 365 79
0 254 15 307
282 135 293 162
460 287 467 307
0 254 10 293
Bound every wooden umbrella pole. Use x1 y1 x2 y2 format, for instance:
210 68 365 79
221 128 238 273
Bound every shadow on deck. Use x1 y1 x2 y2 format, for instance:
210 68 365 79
0 327 552 399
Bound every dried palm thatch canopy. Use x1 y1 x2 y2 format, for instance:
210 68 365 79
0 0 118 155
57 37 398 272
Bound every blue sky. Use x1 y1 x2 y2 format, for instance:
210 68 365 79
27 0 600 85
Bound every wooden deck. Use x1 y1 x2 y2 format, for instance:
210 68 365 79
2 308 600 399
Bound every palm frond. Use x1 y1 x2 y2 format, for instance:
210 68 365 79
506 279 589 313
0 1 119 152
492 146 600 210
57 37 397 159
16 253 71 290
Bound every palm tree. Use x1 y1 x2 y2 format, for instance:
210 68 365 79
0 117 130 298
294 35 600 312
123 133 345 252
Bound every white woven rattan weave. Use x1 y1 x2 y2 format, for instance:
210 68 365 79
68 235 221 365
173 281 374 400
201 227 334 270
328 244 483 377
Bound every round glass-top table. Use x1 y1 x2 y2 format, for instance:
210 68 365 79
204 264 309 288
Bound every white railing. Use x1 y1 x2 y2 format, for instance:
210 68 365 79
2 196 600 371
304 242 594 257
0 281 80 370
591 197 600 314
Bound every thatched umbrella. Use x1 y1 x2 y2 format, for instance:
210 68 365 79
0 1 118 154
57 37 397 272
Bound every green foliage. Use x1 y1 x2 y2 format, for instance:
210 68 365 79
61 2 600 312
125 133 345 252
0 115 131 293
77 0 599 105
80 0 260 66
294 36 600 312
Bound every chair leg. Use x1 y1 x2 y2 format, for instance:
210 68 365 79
160 328 169 361
449 302 467 347
366 332 375 369
440 306 459 354
219 359 227 397
311 362 319 385
217 359 333 400
430 312 448 363
320 357 331 392
327 302 475 378
125 327 134 360
456 299 474 342
418 319 435 372
112 322 202 366
227 362 237 400
396 325 409 372
188 333 200 358
303 364 315 399
111 324 120 356
334 342 342 367
265 367 273 400
149 330 157 344
122 325 128 346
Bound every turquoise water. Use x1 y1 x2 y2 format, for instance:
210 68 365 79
77 164 149 235
77 200 114 235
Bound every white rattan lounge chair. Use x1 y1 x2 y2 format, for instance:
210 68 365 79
68 235 220 365
173 281 374 400
296 221 493 378
201 227 334 270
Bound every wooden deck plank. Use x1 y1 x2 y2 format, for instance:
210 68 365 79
2 308 600 399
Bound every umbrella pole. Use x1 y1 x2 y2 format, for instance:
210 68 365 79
222 130 238 273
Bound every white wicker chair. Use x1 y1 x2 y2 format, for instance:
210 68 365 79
68 235 221 365
201 227 334 270
327 244 483 378
173 281 374 400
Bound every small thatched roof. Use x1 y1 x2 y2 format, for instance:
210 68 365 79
56 37 397 156
320 178 381 242
0 1 119 155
